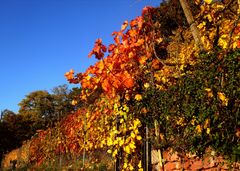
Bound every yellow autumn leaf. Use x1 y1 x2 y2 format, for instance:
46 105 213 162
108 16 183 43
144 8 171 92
204 14 213 22
204 0 212 4
120 118 124 123
176 117 185 126
191 118 196 125
107 139 113 146
205 88 211 92
218 35 228 49
129 142 136 149
135 94 142 101
204 118 210 129
197 21 206 30
205 88 213 98
133 119 141 127
155 38 163 44
131 132 136 138
119 139 124 146
217 92 229 106
206 128 211 134
196 125 202 134
86 74 91 80
123 162 128 169
194 0 200 4
135 39 144 46
112 149 118 157
138 160 142 168
71 100 78 106
125 93 130 100
139 56 147 65
129 164 134 170
233 41 238 49
144 83 150 89
124 145 131 154
136 135 142 140
154 72 161 82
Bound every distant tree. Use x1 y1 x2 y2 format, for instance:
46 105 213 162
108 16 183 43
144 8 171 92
1 110 19 136
18 85 79 127
51 84 73 119
0 110 18 166
18 90 54 128
0 121 13 167
0 86 81 166
1 109 16 122
0 85 82 165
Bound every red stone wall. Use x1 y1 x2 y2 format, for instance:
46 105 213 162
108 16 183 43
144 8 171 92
152 149 239 171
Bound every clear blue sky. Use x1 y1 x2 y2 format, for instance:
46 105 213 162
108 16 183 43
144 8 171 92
0 0 160 113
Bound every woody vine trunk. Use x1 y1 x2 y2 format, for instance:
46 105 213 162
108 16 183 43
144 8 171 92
179 0 204 51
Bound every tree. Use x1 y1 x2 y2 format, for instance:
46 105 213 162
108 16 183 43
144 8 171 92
51 84 74 119
1 109 16 123
18 85 78 127
0 110 20 166
18 90 54 128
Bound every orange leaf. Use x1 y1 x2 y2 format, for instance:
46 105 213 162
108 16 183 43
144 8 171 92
135 39 144 46
121 20 128 31
152 59 163 70
139 56 147 65
108 44 116 52
123 73 134 88
130 19 137 27
129 29 137 37
135 16 143 28
114 36 120 44
102 79 111 92
64 69 74 80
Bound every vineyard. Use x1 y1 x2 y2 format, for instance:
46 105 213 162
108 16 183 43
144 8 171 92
1 0 240 170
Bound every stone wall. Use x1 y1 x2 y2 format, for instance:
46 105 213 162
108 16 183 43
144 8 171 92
152 149 239 171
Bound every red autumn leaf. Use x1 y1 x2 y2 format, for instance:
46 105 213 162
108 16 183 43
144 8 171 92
111 31 122 36
142 6 153 16
101 45 107 52
88 38 106 59
88 51 94 58
95 38 102 44
96 52 104 60
137 16 143 28
112 31 119 36
108 44 116 52
130 19 137 27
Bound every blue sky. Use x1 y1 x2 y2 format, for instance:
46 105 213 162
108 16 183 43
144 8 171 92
0 0 160 113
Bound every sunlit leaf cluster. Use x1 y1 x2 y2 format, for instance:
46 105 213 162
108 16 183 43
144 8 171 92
25 0 240 169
